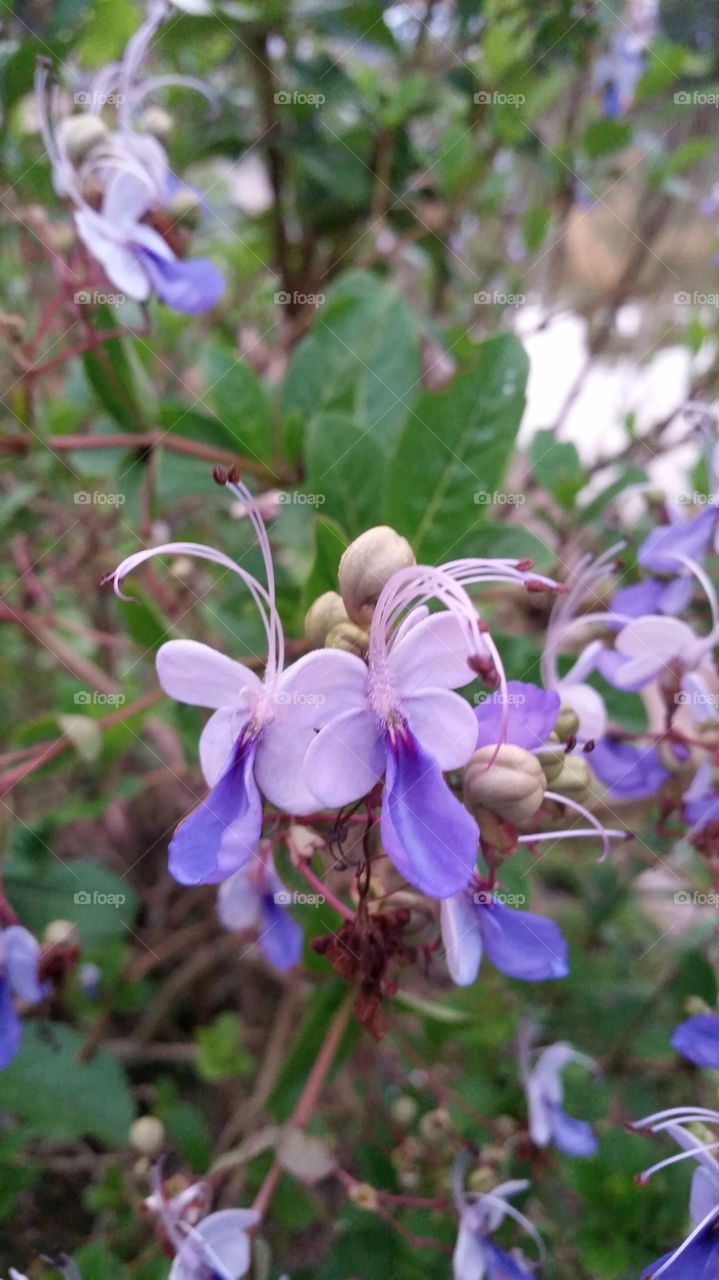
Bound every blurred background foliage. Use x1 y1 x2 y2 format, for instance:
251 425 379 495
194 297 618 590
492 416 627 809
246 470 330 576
1 0 719 1276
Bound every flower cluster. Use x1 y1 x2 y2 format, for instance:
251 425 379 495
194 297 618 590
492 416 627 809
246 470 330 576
109 470 631 1018
35 0 224 312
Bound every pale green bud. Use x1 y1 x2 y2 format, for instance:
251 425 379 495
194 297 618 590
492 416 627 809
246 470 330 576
339 526 415 627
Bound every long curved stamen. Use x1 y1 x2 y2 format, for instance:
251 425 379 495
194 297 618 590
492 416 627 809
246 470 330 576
226 479 284 676
669 551 719 644
638 1140 719 1185
634 1107 719 1131
541 543 625 691
469 1189 546 1265
131 74 220 117
114 0 171 128
108 540 278 672
541 790 626 860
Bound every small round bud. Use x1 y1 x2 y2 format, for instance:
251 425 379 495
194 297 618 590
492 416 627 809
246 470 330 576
138 105 173 139
464 745 545 823
59 114 108 165
43 919 80 948
304 591 348 648
391 1095 418 1126
467 1167 495 1194
338 526 415 627
535 732 565 785
419 1107 453 1144
553 754 591 798
166 188 202 228
324 620 368 657
348 1181 379 1211
129 1116 165 1156
555 705 580 743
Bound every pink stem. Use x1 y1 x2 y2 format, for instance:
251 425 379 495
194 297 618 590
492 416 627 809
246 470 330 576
295 860 355 922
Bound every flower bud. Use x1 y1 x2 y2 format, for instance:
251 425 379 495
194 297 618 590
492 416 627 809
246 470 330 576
554 705 579 743
304 591 348 648
391 1095 418 1126
287 823 324 860
324 620 368 657
338 526 415 627
129 1116 165 1156
348 1181 379 1211
467 1166 496 1194
552 754 591 798
419 1107 452 1144
535 732 565 785
59 114 108 165
463 745 545 823
43 919 80 948
138 105 173 139
472 805 518 862
166 187 202 228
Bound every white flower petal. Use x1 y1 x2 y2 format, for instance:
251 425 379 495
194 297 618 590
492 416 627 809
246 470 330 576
389 611 476 695
199 707 246 785
402 688 478 770
156 639 262 709
440 895 482 987
304 708 385 808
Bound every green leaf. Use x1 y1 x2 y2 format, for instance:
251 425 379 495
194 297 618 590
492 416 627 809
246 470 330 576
81 306 146 429
531 429 584 509
5 850 138 945
117 589 170 652
195 1012 254 1082
583 118 632 159
282 272 421 460
305 413 385 536
302 515 349 608
200 347 275 465
1 1024 135 1144
384 335 529 561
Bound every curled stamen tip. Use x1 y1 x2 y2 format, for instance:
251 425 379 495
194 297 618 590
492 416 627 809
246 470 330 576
212 464 228 485
583 739 595 753
524 579 549 593
634 1172 650 1187
516 558 534 571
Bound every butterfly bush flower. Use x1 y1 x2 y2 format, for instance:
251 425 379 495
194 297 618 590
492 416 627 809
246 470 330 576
672 1015 719 1069
452 1158 543 1280
146 1172 259 1280
110 476 363 886
304 537 560 899
633 1105 719 1277
594 0 659 117
440 888 569 987
217 840 302 972
35 0 224 312
520 1033 598 1158
0 925 47 1068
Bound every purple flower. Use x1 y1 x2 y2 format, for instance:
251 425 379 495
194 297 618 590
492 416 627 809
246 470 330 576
35 3 224 313
684 762 719 833
521 1039 598 1158
452 1165 543 1280
111 480 361 886
217 845 303 972
0 926 46 1069
633 1105 719 1279
304 557 560 900
475 681 560 752
672 1015 719 1069
440 891 568 986
145 1173 259 1280
589 737 668 801
638 507 718 575
611 577 694 619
